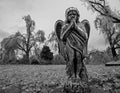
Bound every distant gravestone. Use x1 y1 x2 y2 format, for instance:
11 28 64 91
105 61 120 66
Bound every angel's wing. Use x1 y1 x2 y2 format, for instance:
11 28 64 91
55 20 69 61
81 19 90 39
55 20 63 40
81 19 90 56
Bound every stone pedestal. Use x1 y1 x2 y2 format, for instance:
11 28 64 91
63 78 90 93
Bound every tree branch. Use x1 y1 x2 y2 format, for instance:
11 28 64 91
16 41 26 53
89 0 105 9
115 43 120 49
91 4 106 16
28 43 34 52
19 34 27 45
89 0 120 23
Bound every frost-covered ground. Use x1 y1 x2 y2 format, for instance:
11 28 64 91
0 65 120 93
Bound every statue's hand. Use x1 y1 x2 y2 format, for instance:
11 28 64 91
70 19 76 28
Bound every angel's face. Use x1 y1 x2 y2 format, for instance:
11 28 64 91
67 11 78 23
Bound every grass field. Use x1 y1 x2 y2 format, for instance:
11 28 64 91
0 65 120 93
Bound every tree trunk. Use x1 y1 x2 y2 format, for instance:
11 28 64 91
109 38 118 61
25 52 29 64
111 46 118 61
26 27 30 64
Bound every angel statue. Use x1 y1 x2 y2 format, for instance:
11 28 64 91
55 7 90 85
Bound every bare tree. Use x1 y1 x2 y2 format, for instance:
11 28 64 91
0 15 46 64
80 0 120 60
16 15 35 63
80 0 120 23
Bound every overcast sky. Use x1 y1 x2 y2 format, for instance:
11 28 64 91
0 0 120 50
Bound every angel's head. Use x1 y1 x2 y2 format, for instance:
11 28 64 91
65 7 80 23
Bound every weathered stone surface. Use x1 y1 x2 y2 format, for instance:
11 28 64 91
50 87 64 93
0 89 5 93
90 87 107 93
115 89 120 93
2 85 21 93
62 78 90 93
51 86 110 93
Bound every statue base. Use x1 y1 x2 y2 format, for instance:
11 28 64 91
63 78 90 93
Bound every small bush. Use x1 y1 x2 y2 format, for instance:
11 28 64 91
30 55 39 65
52 54 66 65
40 59 52 65
17 55 29 64
40 45 53 61
85 49 113 65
